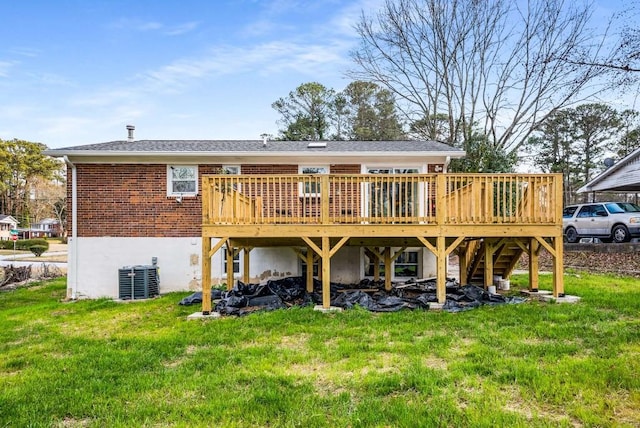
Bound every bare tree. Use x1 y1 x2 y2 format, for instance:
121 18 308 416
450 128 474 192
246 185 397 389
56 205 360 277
349 0 608 154
554 1 640 87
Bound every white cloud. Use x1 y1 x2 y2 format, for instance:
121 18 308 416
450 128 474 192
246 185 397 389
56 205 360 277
138 39 351 90
109 18 199 36
26 72 74 86
109 18 162 31
8 47 40 57
40 116 95 136
165 21 200 36
316 0 385 39
0 61 17 77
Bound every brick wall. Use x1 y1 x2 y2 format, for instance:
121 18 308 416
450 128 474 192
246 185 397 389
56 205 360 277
69 163 362 237
330 164 360 174
72 164 221 237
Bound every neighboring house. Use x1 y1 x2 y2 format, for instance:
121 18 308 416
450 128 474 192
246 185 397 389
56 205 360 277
577 146 640 197
31 218 62 238
45 130 565 307
0 215 18 241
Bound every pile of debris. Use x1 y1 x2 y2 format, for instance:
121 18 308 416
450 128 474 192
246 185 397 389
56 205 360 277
179 277 525 315
0 263 65 292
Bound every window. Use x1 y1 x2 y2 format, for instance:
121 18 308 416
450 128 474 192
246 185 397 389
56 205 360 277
300 249 319 277
221 165 240 175
221 165 241 190
578 204 607 218
222 248 240 274
394 251 419 277
168 165 198 196
367 167 419 217
364 249 420 278
577 206 593 218
563 206 578 218
592 204 607 217
605 202 640 213
299 166 328 196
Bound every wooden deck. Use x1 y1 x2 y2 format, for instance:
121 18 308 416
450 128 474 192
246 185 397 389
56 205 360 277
201 173 564 313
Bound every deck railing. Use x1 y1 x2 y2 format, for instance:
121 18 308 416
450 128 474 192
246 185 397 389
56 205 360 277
202 173 562 226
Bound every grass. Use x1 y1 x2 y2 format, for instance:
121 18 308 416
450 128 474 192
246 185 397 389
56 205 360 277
0 273 638 427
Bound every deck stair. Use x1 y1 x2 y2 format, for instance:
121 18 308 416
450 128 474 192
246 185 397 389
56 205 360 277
465 238 524 285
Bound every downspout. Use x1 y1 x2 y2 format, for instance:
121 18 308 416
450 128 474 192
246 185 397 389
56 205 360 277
444 156 451 172
63 156 78 299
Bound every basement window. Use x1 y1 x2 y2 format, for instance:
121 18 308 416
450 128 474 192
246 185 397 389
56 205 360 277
222 247 240 274
168 165 198 196
394 251 419 277
364 250 419 278
300 249 319 277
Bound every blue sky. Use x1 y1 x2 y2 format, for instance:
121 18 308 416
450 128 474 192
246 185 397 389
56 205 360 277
0 0 631 149
1 0 383 148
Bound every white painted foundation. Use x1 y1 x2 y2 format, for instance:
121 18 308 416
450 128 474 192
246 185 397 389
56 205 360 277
70 238 439 299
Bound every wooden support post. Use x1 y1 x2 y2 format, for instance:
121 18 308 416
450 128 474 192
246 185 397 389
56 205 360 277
365 247 383 282
553 236 565 297
436 236 446 303
243 248 251 284
321 236 331 308
459 245 468 285
384 247 392 291
226 245 235 291
202 236 212 315
306 246 314 293
529 238 539 292
484 239 494 289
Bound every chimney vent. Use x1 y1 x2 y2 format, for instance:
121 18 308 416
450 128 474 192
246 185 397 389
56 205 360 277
260 133 271 147
126 125 135 141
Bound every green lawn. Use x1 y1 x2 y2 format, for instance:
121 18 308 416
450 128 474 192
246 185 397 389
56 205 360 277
0 273 638 427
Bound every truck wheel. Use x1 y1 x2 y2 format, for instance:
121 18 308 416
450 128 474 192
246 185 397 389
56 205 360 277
565 227 578 243
612 225 629 243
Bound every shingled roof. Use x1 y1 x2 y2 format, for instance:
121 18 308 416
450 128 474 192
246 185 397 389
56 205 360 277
46 139 463 155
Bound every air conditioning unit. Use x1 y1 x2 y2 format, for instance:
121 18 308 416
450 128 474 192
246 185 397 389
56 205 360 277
118 265 160 300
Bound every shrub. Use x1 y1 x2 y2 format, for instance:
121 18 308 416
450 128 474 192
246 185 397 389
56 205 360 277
0 239 50 251
29 245 48 257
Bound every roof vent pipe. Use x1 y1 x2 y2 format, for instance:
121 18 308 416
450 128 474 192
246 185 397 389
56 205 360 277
126 125 135 142
261 133 268 147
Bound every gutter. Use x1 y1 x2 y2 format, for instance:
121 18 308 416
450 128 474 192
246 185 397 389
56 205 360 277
44 150 468 159
63 156 78 300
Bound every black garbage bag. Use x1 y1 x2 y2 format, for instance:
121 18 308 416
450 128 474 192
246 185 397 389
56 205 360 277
415 293 437 306
178 289 223 306
236 281 271 298
179 292 202 306
484 292 507 304
224 294 248 308
442 299 482 312
267 277 307 302
372 295 418 312
247 294 287 310
357 278 385 289
215 301 241 316
332 290 375 310
459 284 488 302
